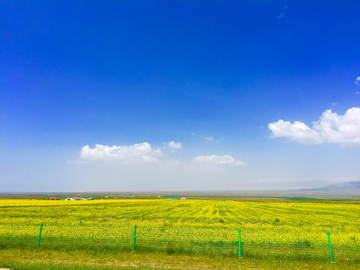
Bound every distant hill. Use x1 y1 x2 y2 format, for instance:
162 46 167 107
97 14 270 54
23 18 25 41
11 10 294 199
316 181 360 190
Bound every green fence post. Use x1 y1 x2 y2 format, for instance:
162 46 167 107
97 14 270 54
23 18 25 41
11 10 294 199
327 232 334 262
238 229 242 258
132 225 137 251
37 223 43 248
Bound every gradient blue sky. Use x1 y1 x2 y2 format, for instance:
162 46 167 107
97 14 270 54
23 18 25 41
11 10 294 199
1 0 360 192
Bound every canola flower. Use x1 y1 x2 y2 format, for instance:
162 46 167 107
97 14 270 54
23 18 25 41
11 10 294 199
0 199 359 250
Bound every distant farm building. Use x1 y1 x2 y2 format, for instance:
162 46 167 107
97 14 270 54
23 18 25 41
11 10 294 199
63 197 94 201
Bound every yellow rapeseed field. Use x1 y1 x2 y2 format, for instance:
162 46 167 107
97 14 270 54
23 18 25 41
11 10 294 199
1 199 359 251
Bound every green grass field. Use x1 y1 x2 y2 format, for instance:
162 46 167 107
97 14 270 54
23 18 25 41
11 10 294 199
0 198 359 269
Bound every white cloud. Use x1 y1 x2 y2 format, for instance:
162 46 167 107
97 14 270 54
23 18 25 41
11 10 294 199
355 77 360 84
269 107 360 145
277 13 285 19
168 141 182 149
192 155 246 167
80 143 163 162
205 136 214 141
313 108 360 144
268 120 322 144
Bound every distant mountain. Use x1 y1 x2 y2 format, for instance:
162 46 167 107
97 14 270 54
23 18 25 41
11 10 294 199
316 181 360 190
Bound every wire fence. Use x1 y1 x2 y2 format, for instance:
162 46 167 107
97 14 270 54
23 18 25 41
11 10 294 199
0 223 359 263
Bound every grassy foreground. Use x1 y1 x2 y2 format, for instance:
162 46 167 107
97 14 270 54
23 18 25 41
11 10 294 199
0 247 357 270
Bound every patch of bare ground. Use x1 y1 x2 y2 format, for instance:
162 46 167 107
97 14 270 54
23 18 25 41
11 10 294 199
0 249 257 270
5 257 256 270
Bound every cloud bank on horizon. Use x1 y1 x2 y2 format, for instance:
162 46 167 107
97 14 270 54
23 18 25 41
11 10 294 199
192 155 246 167
269 107 360 145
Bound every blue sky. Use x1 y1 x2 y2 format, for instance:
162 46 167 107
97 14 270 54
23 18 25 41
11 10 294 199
1 1 360 192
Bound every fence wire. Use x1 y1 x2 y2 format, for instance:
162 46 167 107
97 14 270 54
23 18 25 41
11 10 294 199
0 223 358 263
